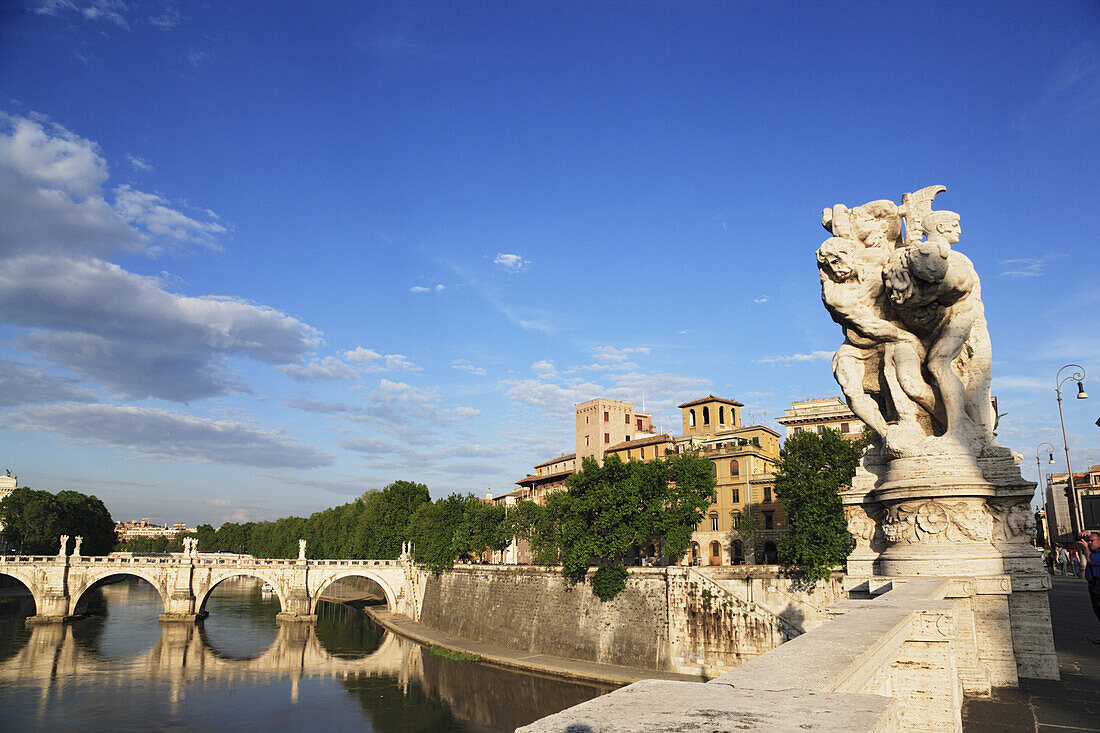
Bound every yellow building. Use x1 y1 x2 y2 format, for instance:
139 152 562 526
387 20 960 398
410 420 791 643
673 396 784 565
503 394 786 567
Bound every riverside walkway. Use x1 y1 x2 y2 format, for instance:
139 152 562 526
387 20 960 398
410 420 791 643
963 575 1100 732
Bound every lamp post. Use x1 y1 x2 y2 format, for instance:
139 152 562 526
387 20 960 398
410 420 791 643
1036 442 1055 545
1055 364 1088 537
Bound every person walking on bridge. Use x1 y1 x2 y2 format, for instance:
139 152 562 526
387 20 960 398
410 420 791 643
1078 532 1100 643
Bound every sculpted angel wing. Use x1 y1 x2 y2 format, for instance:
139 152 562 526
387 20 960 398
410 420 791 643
899 185 947 246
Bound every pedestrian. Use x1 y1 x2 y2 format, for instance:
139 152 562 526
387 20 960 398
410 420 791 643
1077 532 1100 643
1044 546 1054 574
1068 545 1080 578
1057 545 1068 576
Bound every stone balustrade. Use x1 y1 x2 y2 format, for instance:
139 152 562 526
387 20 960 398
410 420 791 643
520 576 982 732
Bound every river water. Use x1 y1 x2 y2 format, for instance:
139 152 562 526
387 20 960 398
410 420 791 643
0 576 613 732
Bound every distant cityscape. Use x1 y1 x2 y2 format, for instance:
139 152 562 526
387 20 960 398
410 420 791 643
115 519 196 541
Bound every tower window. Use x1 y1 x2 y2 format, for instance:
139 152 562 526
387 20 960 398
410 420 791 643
730 459 739 476
689 409 696 427
702 406 710 425
719 406 725 424
604 433 610 444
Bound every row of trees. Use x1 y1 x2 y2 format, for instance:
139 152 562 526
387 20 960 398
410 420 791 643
3 427 864 594
0 487 116 555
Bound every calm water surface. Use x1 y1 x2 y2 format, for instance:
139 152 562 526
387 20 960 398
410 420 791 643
0 576 613 732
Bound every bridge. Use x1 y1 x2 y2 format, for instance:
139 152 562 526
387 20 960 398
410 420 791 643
0 549 418 625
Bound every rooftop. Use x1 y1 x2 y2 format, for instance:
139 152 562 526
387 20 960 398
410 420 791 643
678 394 744 409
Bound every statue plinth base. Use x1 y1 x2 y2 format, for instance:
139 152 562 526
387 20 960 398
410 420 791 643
843 444 1058 686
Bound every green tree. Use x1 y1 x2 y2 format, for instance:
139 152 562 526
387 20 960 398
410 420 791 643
731 508 758 561
774 427 866 581
515 452 714 598
404 493 508 572
0 486 116 555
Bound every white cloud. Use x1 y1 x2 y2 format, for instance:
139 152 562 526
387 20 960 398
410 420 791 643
493 253 529 271
0 253 320 400
532 360 557 376
82 0 130 29
754 295 769 304
0 113 224 258
113 185 226 253
17 403 334 469
991 376 1052 393
410 285 430 293
451 359 487 376
0 358 97 406
755 350 834 365
373 379 435 404
998 255 1060 278
126 154 154 172
344 347 382 365
278 356 359 383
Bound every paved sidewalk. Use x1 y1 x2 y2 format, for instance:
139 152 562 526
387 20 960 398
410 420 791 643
367 608 705 686
963 576 1100 732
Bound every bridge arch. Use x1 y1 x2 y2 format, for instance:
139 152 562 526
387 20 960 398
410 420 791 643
310 570 397 614
197 570 287 615
70 569 170 616
0 570 37 615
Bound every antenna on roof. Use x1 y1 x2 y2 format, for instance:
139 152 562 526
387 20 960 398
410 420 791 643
641 389 646 414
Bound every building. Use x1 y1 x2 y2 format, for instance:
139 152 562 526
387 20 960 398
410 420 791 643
775 397 865 440
498 394 784 566
574 398 655 463
115 519 195 541
1046 465 1100 542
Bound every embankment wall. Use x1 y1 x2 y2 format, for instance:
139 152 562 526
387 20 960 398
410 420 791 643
416 565 804 676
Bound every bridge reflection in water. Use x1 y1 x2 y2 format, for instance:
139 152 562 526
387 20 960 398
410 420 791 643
0 578 613 732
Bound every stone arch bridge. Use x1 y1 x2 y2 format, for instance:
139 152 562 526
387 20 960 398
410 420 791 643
0 553 419 624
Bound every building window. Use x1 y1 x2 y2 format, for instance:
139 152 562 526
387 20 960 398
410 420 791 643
702 406 710 425
625 414 631 424
764 511 774 530
604 433 610 444
794 427 803 434
731 487 740 503
585 435 590 446
730 459 739 476
585 416 589 424
711 462 718 477
710 515 719 532
604 411 609 422
625 435 631 442
639 447 645 459
841 422 850 433
636 418 642 430
764 486 773 502
719 406 725 424
689 409 696 427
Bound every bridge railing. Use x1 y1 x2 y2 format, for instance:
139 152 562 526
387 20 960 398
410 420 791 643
0 555 402 566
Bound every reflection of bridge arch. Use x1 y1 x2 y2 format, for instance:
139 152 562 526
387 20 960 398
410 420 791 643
0 613 411 683
70 570 169 616
197 570 287 615
310 570 396 614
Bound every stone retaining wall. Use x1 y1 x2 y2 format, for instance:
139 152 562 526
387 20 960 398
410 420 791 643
416 565 797 675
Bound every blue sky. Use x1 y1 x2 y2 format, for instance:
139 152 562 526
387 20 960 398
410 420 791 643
0 1 1097 525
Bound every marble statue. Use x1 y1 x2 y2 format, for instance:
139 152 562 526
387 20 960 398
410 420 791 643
819 185 993 458
73 536 82 557
298 539 306 561
58 535 69 556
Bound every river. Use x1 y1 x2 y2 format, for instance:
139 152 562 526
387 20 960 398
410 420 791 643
0 576 613 732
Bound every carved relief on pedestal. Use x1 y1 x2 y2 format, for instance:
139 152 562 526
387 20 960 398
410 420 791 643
881 499 992 544
988 498 1036 543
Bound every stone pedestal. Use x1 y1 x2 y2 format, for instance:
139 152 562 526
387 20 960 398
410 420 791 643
843 443 1059 689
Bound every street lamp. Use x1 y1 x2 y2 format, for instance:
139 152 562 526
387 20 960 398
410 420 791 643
1055 364 1088 537
1036 441 1055 545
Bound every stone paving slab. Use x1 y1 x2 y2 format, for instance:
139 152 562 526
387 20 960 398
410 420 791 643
367 609 705 686
962 576 1100 733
